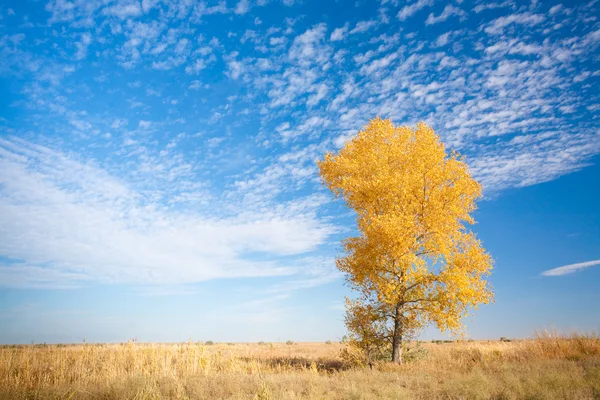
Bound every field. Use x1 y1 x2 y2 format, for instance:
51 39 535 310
1 334 599 400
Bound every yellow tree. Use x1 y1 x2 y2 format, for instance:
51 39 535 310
318 118 493 364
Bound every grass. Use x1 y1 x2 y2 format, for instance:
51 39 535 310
0 333 598 399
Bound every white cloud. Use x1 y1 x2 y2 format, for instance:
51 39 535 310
541 260 600 276
435 32 451 46
582 29 600 47
468 131 599 190
235 0 250 14
141 0 158 13
289 23 328 65
185 56 215 74
45 0 79 23
103 2 143 20
151 55 187 70
69 118 92 131
131 285 198 297
473 1 513 13
549 4 571 16
333 130 357 148
188 80 204 90
111 119 128 129
74 33 92 60
270 37 286 46
573 71 591 83
359 51 399 75
228 60 244 79
330 24 348 41
349 20 377 34
138 120 151 128
206 137 225 147
426 5 466 25
485 12 545 35
398 0 433 21
306 83 329 107
0 138 337 288
265 256 342 294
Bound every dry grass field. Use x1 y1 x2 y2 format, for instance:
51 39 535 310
1 334 599 399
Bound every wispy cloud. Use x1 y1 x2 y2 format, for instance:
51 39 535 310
0 137 336 288
130 285 198 297
397 0 434 21
425 5 466 25
541 260 600 277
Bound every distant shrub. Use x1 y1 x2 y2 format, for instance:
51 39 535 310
227 342 234 346
325 340 332 345
286 340 294 345
500 337 511 342
205 340 214 345
403 342 429 363
258 341 266 345
339 344 367 367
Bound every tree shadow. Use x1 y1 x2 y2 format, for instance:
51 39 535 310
241 356 349 373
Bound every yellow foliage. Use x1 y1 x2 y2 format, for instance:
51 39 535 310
342 298 391 365
318 118 494 361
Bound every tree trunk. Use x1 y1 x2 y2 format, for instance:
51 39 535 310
391 304 403 364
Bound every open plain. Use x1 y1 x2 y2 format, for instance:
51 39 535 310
1 334 599 399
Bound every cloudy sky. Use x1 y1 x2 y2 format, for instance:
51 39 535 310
0 0 599 343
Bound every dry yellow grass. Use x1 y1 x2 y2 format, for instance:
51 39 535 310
1 334 599 399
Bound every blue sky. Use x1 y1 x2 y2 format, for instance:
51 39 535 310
0 0 599 344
